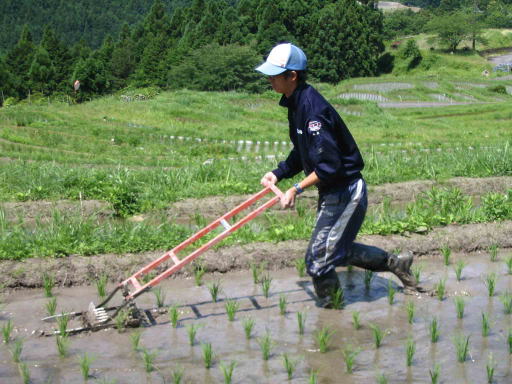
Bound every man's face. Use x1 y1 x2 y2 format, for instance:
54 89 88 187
268 71 297 97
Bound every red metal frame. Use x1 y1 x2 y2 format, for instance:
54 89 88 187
120 185 284 300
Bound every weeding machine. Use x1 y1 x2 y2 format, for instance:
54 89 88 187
41 184 284 335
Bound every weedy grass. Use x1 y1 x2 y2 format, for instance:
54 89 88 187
186 323 201 346
406 337 416 366
499 291 512 314
258 332 274 360
294 258 306 278
297 311 306 335
430 363 440 384
484 272 497 297
114 309 129 332
152 287 166 308
342 344 360 373
11 339 23 363
224 299 239 321
201 342 215 369
171 366 184 384
454 296 466 319
207 280 222 303
453 333 470 363
18 362 30 384
282 353 299 380
411 264 423 284
482 312 491 337
441 246 451 266
454 260 466 281
194 263 205 286
42 272 55 298
57 312 69 336
370 323 385 348
387 281 396 305
2 319 13 343
435 278 446 301
46 297 57 316
130 330 141 352
489 244 499 262
279 294 287 315
219 361 236 384
79 352 94 380
242 317 255 339
405 301 415 324
486 353 495 384
260 274 272 298
169 304 180 328
352 311 361 330
376 373 388 384
364 270 374 290
505 256 512 275
331 287 344 310
96 274 108 299
315 327 335 353
141 348 157 373
56 335 70 357
430 317 440 343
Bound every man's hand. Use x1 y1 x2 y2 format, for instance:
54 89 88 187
261 172 278 187
281 187 297 209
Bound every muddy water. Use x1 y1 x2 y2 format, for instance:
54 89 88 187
1 251 512 383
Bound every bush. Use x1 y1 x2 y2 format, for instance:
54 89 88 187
487 85 507 94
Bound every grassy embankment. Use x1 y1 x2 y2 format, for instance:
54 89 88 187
0 47 511 260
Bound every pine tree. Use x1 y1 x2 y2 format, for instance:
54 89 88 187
255 0 294 53
111 23 137 87
0 55 14 103
72 55 111 101
28 46 56 95
40 26 72 92
5 25 36 97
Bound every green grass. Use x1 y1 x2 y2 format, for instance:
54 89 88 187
297 311 306 335
18 362 30 384
219 361 236 384
441 246 451 266
429 317 440 343
260 274 272 298
489 244 499 262
387 281 396 305
364 270 374 290
342 345 360 373
482 312 491 337
130 330 141 352
405 337 416 367
454 296 466 319
484 273 497 297
171 366 184 384
314 327 335 353
258 332 274 360
405 301 415 324
294 258 306 278
411 264 423 285
500 291 512 314
11 339 23 363
430 363 441 384
96 274 108 299
186 323 201 346
141 348 157 373
224 299 239 321
487 353 495 384
279 294 287 316
169 304 180 328
454 260 466 281
370 323 385 348
152 287 166 308
352 311 361 330
45 297 57 316
282 353 299 380
207 280 222 303
57 312 69 336
56 334 70 357
242 317 255 339
79 352 94 380
505 256 512 275
42 272 55 297
201 342 215 369
453 333 470 363
194 263 205 286
435 279 446 301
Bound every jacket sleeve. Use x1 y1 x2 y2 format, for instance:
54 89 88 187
272 147 303 181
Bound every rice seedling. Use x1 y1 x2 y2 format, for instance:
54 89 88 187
258 332 274 360
482 312 491 337
18 362 30 384
376 372 388 384
315 326 335 353
45 297 57 316
440 246 451 266
169 304 180 328
342 344 360 373
454 260 466 281
96 274 108 299
500 291 512 314
331 287 344 310
486 353 495 383
2 319 14 343
42 272 55 298
57 312 69 335
454 296 465 319
261 274 272 298
411 264 423 284
364 270 374 290
387 281 396 305
507 329 512 354
282 353 299 379
250 262 262 284
279 294 287 315
201 342 215 369
219 361 236 384
194 263 205 286
186 323 201 346
207 280 222 303
297 311 306 335
294 258 306 278
489 244 499 262
309 370 318 384
370 323 385 348
171 366 184 384
484 272 497 297
114 309 129 332
79 352 94 380
429 363 440 384
242 317 255 339
141 348 157 372
11 339 23 363
505 256 512 275
453 333 470 363
352 311 361 330
405 337 416 366
435 278 446 301
56 335 70 357
152 287 166 308
429 317 440 343
224 299 239 322
130 330 141 351
405 301 415 324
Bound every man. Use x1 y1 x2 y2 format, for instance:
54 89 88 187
256 43 418 308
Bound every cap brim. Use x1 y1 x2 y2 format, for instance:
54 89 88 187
255 61 287 76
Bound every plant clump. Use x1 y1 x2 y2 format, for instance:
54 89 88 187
453 333 470 363
387 281 396 305
219 361 236 384
484 272 497 297
294 258 306 278
258 332 274 360
201 342 215 369
481 312 491 337
314 326 335 353
352 311 361 330
342 344 360 373
405 337 416 367
297 311 306 335
207 280 222 303
2 319 14 344
370 323 385 348
454 260 466 281
364 270 374 290
46 297 57 317
224 299 239 322
242 317 255 340
186 323 201 346
79 352 95 380
169 304 180 328
454 296 465 319
435 278 446 301
279 294 287 315
405 301 415 324
500 291 512 314
441 246 451 266
42 272 55 298
429 363 440 384
282 353 300 380
429 317 440 343
260 274 272 298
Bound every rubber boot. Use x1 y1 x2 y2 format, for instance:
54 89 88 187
312 269 341 308
346 243 417 289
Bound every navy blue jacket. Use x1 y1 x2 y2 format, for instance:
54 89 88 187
272 84 364 193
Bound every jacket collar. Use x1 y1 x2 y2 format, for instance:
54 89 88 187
279 83 307 109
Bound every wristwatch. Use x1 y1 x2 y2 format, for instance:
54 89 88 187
293 183 304 194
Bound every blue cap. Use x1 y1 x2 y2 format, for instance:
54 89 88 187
256 43 307 76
